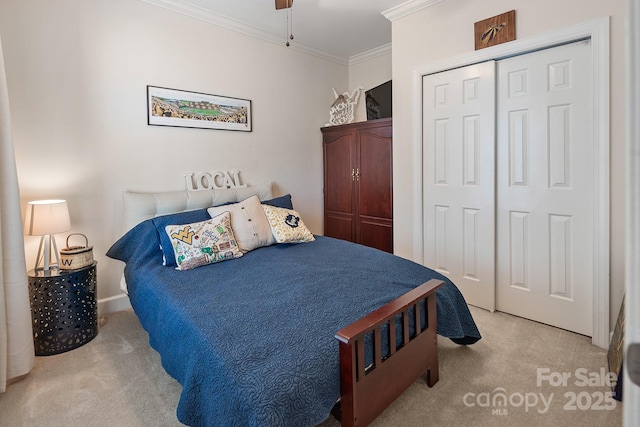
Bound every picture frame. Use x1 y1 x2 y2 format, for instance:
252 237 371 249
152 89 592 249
607 296 625 401
147 86 252 132
474 10 516 50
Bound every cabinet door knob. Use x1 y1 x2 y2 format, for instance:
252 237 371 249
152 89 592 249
355 168 360 181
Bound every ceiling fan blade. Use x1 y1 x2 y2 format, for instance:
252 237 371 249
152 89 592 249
275 0 293 10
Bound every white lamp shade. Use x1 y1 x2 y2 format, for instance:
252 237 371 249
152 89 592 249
24 199 71 236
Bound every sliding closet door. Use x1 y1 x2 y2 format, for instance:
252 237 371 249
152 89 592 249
423 61 496 311
495 41 593 335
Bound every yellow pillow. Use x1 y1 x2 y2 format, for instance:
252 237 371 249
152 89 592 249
261 205 315 244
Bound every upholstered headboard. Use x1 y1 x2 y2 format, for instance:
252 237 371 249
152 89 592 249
122 181 273 232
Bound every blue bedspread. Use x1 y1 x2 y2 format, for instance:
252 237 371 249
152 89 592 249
107 219 480 427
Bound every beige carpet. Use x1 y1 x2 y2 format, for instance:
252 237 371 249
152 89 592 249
0 306 623 426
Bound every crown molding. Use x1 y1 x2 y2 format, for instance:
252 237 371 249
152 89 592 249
140 0 349 65
349 43 392 66
382 0 444 22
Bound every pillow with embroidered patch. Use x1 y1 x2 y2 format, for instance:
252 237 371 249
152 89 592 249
153 209 211 267
261 205 315 244
164 211 243 271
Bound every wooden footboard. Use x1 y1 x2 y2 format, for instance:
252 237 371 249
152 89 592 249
334 279 444 427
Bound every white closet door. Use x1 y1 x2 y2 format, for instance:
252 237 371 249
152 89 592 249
496 40 593 335
423 61 496 311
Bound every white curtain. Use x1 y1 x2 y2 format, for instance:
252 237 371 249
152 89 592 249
0 36 34 392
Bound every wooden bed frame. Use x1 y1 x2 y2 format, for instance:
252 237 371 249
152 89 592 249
335 279 444 426
120 183 445 426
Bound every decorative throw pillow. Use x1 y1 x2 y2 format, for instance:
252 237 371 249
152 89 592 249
261 205 315 244
164 212 243 271
207 195 275 253
262 194 294 210
152 209 211 267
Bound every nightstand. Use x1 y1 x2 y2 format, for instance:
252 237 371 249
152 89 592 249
27 262 98 356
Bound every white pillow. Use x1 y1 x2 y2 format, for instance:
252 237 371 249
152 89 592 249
261 205 315 244
164 212 243 271
207 195 275 252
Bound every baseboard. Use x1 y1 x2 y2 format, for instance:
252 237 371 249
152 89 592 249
98 293 131 315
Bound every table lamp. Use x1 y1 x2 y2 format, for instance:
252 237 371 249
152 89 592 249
23 199 71 271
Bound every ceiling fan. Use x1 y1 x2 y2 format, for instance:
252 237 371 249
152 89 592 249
275 0 293 10
275 0 295 45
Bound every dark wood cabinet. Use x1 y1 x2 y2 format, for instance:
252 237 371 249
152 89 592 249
321 117 393 253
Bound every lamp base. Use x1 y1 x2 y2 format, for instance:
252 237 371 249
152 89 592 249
35 234 61 272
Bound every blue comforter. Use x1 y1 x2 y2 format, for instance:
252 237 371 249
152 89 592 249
107 219 480 427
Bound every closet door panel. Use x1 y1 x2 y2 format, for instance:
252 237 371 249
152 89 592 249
423 61 496 311
496 40 594 336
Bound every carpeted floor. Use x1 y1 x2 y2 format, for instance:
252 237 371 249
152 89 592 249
0 306 623 426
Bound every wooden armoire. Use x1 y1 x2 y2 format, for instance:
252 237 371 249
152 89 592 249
321 117 393 253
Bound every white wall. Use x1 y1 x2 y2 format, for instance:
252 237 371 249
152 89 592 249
391 0 626 329
0 0 347 312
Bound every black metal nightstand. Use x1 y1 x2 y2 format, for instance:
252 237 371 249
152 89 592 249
27 262 98 356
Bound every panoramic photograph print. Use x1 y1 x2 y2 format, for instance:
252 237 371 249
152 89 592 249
147 86 252 131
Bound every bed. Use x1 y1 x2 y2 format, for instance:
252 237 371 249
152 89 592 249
106 183 481 426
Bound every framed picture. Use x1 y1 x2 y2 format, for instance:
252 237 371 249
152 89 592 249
147 86 252 132
607 296 624 401
474 10 516 50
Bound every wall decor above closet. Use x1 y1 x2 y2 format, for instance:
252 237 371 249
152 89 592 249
474 10 515 50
